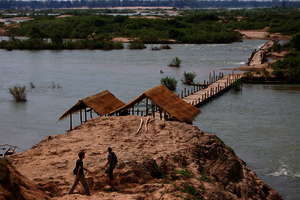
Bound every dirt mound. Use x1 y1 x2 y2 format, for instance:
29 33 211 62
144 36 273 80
0 158 49 200
11 116 282 200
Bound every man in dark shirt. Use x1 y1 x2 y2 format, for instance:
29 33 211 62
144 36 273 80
69 151 91 195
104 147 118 183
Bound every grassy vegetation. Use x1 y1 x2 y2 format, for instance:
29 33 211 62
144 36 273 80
181 183 204 200
175 169 193 178
0 38 123 50
183 71 197 85
199 168 211 182
5 12 242 48
1 8 300 50
169 57 181 67
271 34 300 83
128 41 146 49
161 77 177 91
9 85 27 102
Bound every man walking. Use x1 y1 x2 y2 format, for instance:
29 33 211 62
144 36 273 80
69 151 91 195
104 147 118 184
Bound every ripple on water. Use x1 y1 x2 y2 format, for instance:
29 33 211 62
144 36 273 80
268 160 300 179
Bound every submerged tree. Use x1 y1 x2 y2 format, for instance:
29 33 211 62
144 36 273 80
9 85 27 102
161 77 177 91
182 71 197 85
169 57 181 67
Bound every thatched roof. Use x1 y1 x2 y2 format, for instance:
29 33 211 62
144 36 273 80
110 85 200 123
59 90 125 120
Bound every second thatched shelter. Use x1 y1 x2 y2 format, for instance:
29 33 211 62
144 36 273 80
109 85 200 123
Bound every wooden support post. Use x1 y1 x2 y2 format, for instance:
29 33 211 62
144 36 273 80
181 90 183 98
69 113 73 131
193 85 196 93
80 109 83 124
152 103 155 117
145 98 149 116
213 70 215 82
187 90 190 96
159 108 162 120
137 109 139 116
90 110 93 119
184 88 186 97
141 111 144 116
84 108 87 122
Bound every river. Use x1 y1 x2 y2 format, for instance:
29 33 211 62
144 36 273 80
0 40 299 199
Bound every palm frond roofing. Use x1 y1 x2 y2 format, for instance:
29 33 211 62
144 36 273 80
110 85 200 123
59 90 125 120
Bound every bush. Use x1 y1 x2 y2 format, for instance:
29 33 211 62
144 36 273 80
0 38 123 50
183 71 197 85
128 41 146 49
169 57 181 67
271 51 300 83
290 34 300 51
9 86 27 102
161 77 177 91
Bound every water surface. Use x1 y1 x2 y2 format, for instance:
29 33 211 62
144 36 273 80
0 40 299 199
195 84 300 200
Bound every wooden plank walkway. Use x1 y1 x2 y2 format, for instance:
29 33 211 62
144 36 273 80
248 40 274 66
183 73 243 106
182 40 274 107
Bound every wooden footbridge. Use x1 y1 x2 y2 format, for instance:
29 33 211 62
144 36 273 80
181 40 273 107
182 73 243 107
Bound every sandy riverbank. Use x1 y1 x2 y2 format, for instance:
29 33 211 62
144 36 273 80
237 29 291 40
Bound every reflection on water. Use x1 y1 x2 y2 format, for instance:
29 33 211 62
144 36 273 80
0 40 299 199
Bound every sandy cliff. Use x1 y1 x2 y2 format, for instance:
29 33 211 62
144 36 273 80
0 159 49 200
9 116 282 200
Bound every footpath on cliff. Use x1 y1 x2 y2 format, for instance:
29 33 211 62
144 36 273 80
1 116 283 200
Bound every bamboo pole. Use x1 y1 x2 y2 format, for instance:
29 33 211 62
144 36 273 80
145 98 149 116
80 109 82 124
69 113 72 131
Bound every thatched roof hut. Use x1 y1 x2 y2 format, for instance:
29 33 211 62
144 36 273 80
109 85 200 123
59 90 125 129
